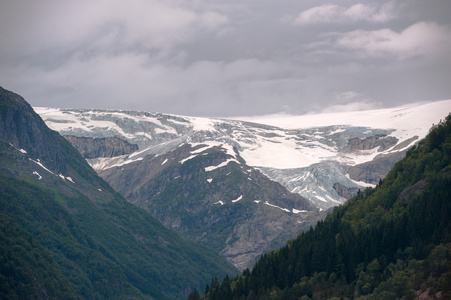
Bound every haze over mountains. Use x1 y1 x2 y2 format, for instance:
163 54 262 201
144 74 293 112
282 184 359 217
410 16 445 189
35 99 450 269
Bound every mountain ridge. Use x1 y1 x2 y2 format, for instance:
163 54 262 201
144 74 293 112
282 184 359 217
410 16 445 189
34 99 450 269
195 112 451 299
35 99 450 209
0 86 238 299
98 141 322 269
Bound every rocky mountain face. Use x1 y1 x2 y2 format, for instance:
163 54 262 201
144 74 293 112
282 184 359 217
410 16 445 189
99 142 321 269
64 136 138 158
0 87 237 299
197 113 451 300
347 151 407 184
35 100 450 269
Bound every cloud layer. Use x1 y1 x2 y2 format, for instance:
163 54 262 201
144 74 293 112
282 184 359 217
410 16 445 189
0 0 450 117
294 2 396 24
335 22 451 58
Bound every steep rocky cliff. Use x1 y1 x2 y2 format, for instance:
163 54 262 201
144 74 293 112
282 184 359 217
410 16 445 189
348 151 407 184
65 136 138 158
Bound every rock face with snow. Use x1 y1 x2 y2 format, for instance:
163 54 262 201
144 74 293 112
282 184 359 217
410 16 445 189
0 87 238 299
64 136 138 159
35 100 451 268
99 142 320 269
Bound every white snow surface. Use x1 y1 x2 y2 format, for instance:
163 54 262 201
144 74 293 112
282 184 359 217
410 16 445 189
29 159 74 183
35 100 451 209
236 100 450 139
33 171 42 180
30 158 55 175
262 201 290 213
232 195 243 203
234 100 451 169
205 158 240 172
35 101 451 170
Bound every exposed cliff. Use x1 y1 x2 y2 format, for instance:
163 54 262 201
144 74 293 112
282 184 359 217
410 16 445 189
99 142 323 270
65 136 138 158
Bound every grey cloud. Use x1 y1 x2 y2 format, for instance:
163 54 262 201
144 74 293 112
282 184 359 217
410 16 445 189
0 0 450 117
294 2 397 25
334 22 451 59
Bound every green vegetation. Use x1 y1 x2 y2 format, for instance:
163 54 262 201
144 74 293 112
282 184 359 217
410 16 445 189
0 87 237 299
0 213 79 299
0 145 237 299
193 114 451 299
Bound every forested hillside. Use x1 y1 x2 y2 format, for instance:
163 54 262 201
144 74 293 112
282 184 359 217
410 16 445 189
0 87 237 299
193 114 451 299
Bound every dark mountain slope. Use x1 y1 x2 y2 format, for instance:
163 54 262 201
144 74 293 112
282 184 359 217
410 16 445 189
99 143 322 270
0 86 237 299
196 114 451 299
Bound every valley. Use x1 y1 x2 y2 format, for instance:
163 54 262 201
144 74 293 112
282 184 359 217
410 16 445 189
35 100 450 269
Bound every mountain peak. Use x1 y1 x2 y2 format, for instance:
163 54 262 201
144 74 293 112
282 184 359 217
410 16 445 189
0 88 76 174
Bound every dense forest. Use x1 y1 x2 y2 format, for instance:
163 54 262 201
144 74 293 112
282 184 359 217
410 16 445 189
191 114 451 300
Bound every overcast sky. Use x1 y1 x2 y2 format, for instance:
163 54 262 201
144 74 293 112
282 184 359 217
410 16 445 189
1 0 450 117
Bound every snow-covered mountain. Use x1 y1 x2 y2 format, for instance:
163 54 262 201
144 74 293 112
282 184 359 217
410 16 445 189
35 100 450 210
35 100 450 269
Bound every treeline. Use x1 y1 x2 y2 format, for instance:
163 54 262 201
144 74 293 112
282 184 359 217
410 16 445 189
190 114 451 299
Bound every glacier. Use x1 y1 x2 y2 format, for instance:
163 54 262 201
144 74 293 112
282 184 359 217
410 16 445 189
35 99 451 209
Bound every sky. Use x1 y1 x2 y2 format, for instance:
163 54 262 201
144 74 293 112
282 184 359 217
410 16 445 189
1 0 450 117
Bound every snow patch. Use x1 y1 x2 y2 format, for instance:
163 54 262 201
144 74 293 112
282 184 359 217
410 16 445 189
232 195 243 203
205 158 240 172
214 200 224 206
180 155 197 164
29 159 54 175
188 117 218 132
9 143 28 154
91 156 144 170
315 195 327 203
189 143 215 154
256 201 290 213
292 208 308 214
33 171 42 180
345 174 377 188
